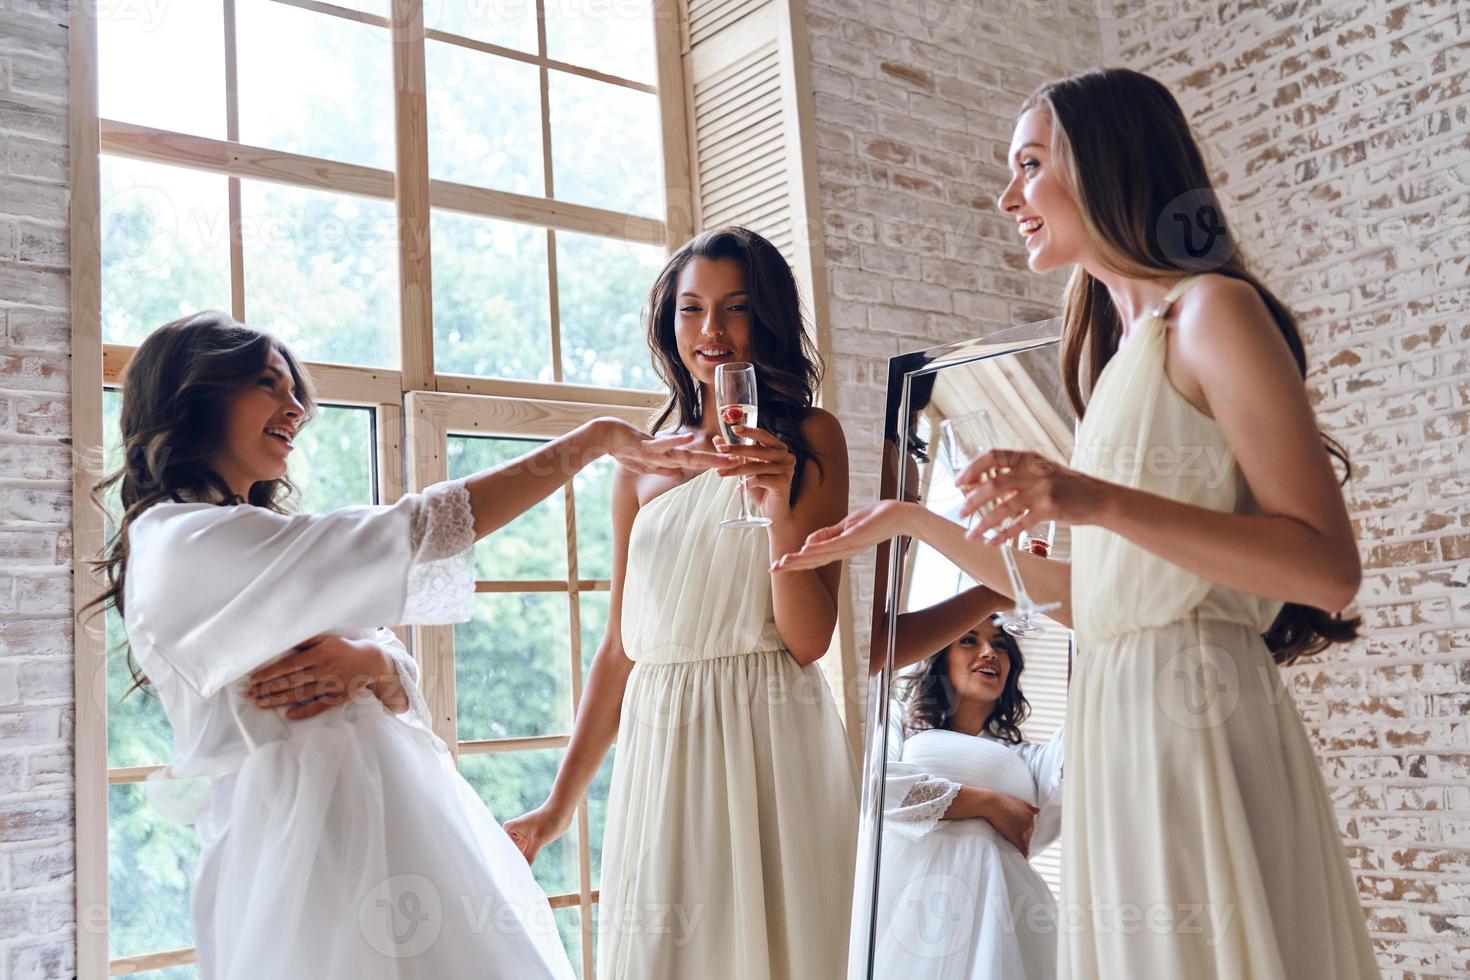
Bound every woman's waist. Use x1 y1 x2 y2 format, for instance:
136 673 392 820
1076 608 1270 651
626 641 789 666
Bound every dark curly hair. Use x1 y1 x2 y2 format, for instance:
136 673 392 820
80 310 317 696
897 615 1030 744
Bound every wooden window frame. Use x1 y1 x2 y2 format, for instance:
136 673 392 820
70 1 693 976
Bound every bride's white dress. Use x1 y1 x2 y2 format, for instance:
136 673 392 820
876 726 1064 980
123 481 574 980
597 466 859 979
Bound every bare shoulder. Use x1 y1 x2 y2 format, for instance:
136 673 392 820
800 406 847 454
1171 273 1284 361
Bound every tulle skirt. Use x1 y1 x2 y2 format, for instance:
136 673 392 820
189 698 575 980
597 648 859 980
874 822 1059 980
1061 616 1381 980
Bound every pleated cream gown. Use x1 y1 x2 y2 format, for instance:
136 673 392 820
598 467 859 980
1062 274 1382 979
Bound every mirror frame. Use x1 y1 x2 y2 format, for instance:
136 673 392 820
847 317 1064 980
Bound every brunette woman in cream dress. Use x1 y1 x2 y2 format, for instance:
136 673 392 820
505 227 858 980
776 68 1380 980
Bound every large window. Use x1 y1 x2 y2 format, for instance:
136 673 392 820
74 2 688 976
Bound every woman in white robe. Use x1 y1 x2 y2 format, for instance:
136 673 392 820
91 311 721 980
874 618 1064 980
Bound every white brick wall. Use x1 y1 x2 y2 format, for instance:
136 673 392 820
807 0 1468 974
802 0 1100 677
1102 0 1470 973
0 2 75 977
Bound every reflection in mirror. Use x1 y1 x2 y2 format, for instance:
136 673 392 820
850 326 1077 980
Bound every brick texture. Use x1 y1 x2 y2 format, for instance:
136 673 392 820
1102 1 1470 974
807 0 1467 975
0 1 74 977
802 0 1099 696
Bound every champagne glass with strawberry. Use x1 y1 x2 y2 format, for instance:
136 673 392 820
715 361 771 529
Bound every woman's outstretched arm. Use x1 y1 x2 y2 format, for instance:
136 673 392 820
462 418 722 540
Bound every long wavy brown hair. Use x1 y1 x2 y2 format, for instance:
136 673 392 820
1020 67 1359 664
898 617 1030 744
79 310 317 695
645 226 825 504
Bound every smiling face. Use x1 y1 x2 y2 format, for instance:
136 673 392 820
944 621 1013 710
673 255 755 389
997 106 1089 274
211 345 305 496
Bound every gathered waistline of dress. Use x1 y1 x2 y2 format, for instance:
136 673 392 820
1078 610 1266 651
628 644 791 666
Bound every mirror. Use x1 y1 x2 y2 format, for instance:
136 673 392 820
847 319 1077 979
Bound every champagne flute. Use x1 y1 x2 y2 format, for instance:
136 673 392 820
940 410 1060 638
1018 520 1056 559
715 362 771 529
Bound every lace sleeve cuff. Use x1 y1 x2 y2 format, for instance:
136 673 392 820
886 775 961 841
402 479 476 624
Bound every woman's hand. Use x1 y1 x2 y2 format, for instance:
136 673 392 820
246 635 395 720
503 803 575 865
596 419 725 477
957 449 1114 545
771 499 923 572
982 791 1041 858
713 424 797 523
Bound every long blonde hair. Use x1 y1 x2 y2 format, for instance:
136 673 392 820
1021 67 1357 664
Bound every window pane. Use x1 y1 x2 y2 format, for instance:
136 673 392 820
458 749 580 898
454 594 574 740
108 783 199 960
426 41 544 194
290 406 377 512
549 73 662 217
545 0 655 84
432 213 552 380
101 157 231 348
236 0 394 169
427 1 538 56
556 232 664 388
576 592 616 892
102 389 175 768
555 905 585 979
241 180 400 368
98 0 224 139
573 460 616 580
446 436 567 580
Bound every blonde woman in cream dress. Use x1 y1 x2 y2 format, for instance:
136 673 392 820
505 228 858 980
776 68 1380 980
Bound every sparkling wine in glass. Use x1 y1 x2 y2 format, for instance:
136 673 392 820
1018 520 1056 559
715 362 771 529
940 410 1060 638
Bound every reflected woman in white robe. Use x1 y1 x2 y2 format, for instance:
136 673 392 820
84 311 722 980
876 616 1064 980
